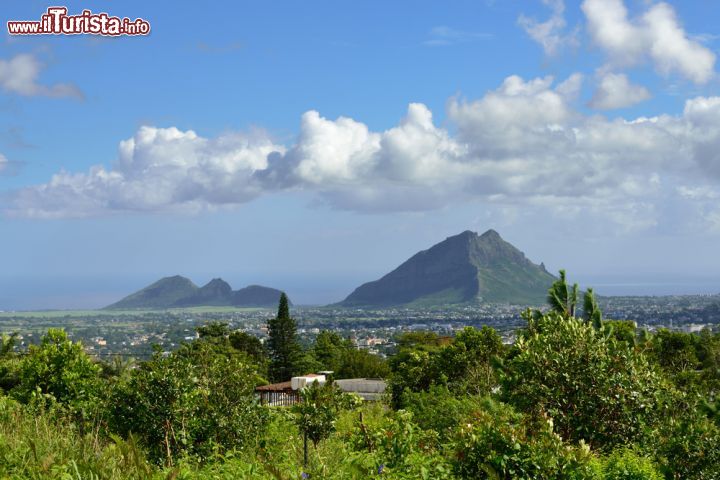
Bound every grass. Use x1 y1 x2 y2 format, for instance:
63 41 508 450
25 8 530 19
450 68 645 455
0 394 393 480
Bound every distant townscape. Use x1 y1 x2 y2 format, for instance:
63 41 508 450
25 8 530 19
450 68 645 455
1 229 718 361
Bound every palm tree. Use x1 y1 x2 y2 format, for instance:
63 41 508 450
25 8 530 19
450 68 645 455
583 288 603 329
547 269 579 318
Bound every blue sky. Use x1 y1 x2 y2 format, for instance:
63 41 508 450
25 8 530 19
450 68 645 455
1 0 720 309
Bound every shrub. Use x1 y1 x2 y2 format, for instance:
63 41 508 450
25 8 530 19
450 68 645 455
401 386 484 441
388 326 503 407
653 409 720 479
348 409 453 479
602 449 663 480
12 329 102 420
452 398 599 480
436 326 504 395
503 312 667 451
110 342 268 464
293 381 361 447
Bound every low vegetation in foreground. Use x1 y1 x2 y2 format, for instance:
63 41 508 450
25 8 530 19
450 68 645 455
0 276 719 479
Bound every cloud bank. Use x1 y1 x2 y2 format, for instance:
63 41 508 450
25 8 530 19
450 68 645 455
8 74 720 234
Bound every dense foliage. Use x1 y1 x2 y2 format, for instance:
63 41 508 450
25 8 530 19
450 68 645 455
109 341 268 464
13 328 102 422
503 311 667 450
1 276 720 478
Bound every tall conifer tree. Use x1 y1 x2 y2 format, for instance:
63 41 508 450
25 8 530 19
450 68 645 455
267 293 301 382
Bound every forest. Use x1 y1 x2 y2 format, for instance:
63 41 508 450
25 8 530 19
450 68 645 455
0 274 719 479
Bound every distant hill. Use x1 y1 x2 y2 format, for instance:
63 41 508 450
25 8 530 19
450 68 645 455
105 276 287 309
340 229 556 307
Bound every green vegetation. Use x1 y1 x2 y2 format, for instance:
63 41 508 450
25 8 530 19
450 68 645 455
110 341 268 464
503 311 666 450
1 273 719 478
267 293 303 382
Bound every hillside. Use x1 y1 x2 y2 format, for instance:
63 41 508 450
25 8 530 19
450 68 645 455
105 276 287 309
340 229 555 307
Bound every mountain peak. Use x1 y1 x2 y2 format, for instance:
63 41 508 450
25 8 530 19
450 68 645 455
202 278 232 289
340 229 555 307
451 229 501 243
479 229 501 239
164 275 194 283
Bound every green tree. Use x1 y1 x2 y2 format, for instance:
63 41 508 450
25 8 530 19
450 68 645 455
389 327 503 406
191 321 268 378
196 321 231 341
583 288 603 330
267 293 302 382
397 331 444 349
0 332 20 392
603 320 638 348
503 312 667 451
547 269 579 318
13 329 101 416
388 340 441 408
437 326 504 395
337 348 390 379
111 341 268 464
653 407 720 479
229 330 267 364
312 330 347 373
310 331 389 379
0 332 17 357
293 381 358 448
651 329 701 374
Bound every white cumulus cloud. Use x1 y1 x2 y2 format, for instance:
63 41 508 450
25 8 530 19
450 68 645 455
10 127 283 218
582 0 716 83
589 73 651 110
9 74 720 234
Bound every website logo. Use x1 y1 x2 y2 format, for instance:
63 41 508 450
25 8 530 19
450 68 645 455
8 7 151 36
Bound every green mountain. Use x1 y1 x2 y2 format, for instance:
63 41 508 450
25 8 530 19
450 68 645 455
106 275 199 310
340 229 556 307
173 278 233 307
232 285 290 307
105 276 287 309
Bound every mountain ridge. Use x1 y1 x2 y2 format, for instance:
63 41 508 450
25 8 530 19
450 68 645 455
339 229 555 307
105 276 288 309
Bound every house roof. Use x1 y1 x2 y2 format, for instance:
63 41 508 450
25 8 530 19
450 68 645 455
255 373 321 392
255 381 292 392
